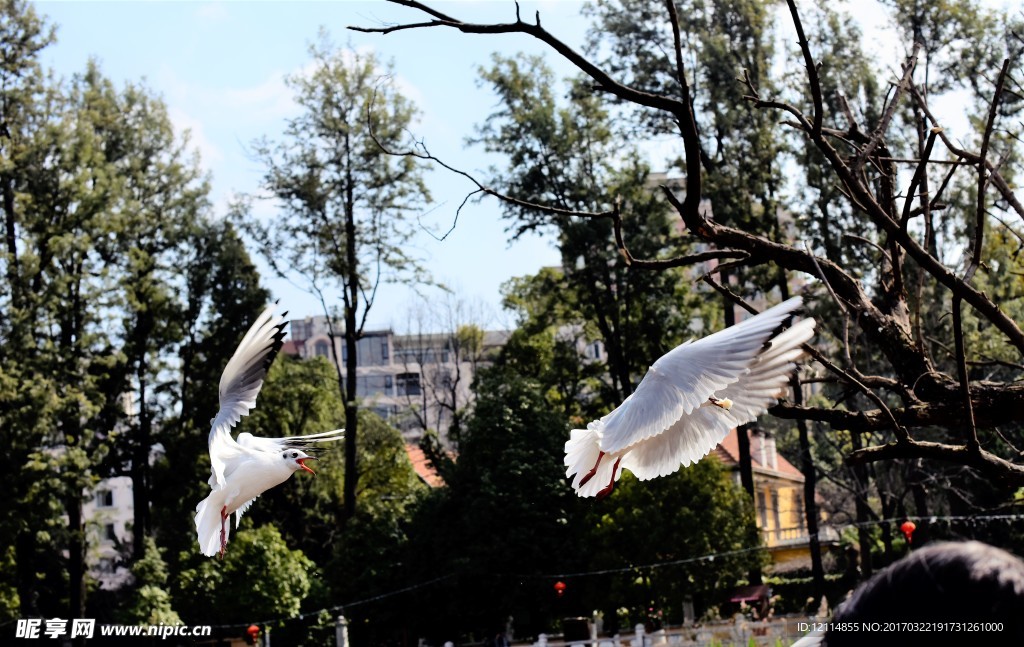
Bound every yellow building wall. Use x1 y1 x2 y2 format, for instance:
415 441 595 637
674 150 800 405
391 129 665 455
754 479 806 548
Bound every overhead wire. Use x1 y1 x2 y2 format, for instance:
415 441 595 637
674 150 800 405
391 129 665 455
207 512 1024 630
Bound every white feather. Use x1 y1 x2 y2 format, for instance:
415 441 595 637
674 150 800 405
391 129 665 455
194 303 345 556
566 297 815 497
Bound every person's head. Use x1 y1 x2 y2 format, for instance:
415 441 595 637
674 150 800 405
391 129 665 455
825 541 1024 645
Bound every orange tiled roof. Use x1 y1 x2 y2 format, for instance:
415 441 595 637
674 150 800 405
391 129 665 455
405 444 445 488
713 428 804 481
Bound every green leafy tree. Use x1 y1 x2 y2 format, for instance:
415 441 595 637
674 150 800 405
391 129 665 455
499 268 613 422
151 219 270 565
117 536 181 626
0 0 63 617
0 543 17 623
6 60 136 621
253 416 425 644
238 32 430 522
475 54 699 404
101 80 210 560
402 365 579 643
321 411 426 635
175 525 314 625
235 355 425 642
355 0 1024 593
582 461 764 629
0 3 228 622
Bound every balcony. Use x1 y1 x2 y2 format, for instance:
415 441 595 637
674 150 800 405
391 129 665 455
761 525 840 548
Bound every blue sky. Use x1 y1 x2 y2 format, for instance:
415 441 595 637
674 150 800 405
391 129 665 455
35 1 596 331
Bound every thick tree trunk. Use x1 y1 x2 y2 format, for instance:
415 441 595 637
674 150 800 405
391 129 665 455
2 173 19 307
850 432 874 578
721 286 760 584
132 358 150 560
795 398 825 603
718 279 756 494
66 493 86 628
342 152 360 523
16 531 37 617
343 326 358 521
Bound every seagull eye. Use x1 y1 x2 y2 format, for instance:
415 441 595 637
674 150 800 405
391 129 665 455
290 452 297 458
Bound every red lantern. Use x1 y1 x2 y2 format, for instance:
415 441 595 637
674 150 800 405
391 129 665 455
901 520 917 543
554 581 567 597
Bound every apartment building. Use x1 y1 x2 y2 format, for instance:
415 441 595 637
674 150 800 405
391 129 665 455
283 315 510 446
83 476 133 590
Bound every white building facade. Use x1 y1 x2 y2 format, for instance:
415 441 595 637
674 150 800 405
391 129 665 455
82 476 133 590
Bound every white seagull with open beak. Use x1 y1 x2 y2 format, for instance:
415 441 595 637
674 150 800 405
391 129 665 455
565 296 815 498
195 303 344 557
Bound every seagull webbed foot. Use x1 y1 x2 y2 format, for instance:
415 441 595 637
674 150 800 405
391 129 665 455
578 451 606 487
219 506 228 559
595 456 622 500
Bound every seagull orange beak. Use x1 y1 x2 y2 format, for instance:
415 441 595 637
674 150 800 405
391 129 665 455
297 456 318 475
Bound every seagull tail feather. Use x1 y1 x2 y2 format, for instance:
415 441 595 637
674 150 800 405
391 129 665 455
195 492 227 557
284 428 346 451
565 422 621 498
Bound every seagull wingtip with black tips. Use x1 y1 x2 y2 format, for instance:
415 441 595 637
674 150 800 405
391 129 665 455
194 302 345 557
565 296 815 499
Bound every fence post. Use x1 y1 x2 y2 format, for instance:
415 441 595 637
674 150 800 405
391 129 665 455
335 615 348 647
634 623 645 647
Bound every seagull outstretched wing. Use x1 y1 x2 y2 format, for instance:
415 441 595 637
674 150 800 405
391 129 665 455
566 297 815 497
598 296 808 454
207 303 288 490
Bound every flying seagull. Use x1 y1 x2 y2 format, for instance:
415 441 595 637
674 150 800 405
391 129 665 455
195 303 344 557
565 296 815 498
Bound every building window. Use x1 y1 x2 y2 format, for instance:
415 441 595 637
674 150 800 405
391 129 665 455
95 490 113 508
315 340 329 358
771 492 781 530
396 372 421 396
104 524 117 542
381 338 389 360
794 493 806 531
97 558 115 574
384 375 393 393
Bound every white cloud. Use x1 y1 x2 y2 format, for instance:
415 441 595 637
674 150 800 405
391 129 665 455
195 2 229 24
167 105 223 166
219 70 299 123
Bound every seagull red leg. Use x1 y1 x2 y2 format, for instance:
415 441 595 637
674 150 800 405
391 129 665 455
595 456 623 500
578 451 606 487
219 506 228 559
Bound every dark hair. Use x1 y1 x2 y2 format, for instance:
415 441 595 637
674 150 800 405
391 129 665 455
824 541 1024 646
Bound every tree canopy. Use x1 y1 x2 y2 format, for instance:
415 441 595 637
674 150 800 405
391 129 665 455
351 0 1024 508
237 31 432 522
